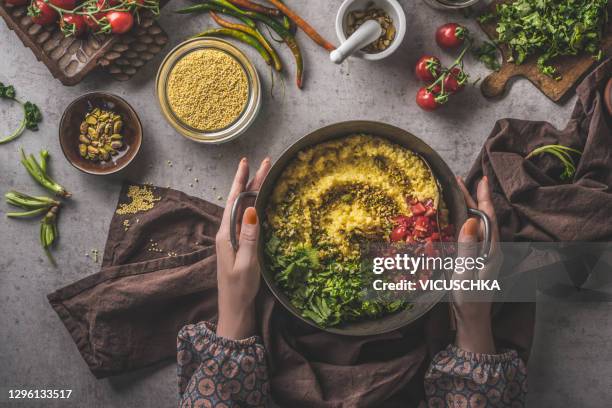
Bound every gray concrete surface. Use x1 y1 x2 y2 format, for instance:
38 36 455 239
0 1 610 406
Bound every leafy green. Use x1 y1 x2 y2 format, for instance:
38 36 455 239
495 0 608 79
473 41 501 71
266 236 406 327
525 144 583 181
0 82 42 144
24 102 42 131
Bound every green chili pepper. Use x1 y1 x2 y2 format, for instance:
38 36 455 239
192 28 272 66
177 1 304 88
176 3 256 28
210 11 282 72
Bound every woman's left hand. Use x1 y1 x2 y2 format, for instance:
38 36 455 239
215 157 271 340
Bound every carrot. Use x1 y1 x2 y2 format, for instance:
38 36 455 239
226 0 280 16
266 0 336 51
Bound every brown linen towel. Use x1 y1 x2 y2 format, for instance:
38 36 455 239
49 60 611 406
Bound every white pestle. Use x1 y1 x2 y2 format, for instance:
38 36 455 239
330 19 383 64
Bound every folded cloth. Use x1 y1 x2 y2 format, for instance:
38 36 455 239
464 58 612 361
49 59 611 406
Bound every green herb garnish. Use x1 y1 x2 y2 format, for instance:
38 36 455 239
473 41 501 71
0 82 42 144
266 237 406 327
495 0 608 79
526 144 583 181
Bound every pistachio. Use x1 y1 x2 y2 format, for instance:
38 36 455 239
79 134 91 144
110 140 123 150
86 115 97 125
79 144 87 157
87 146 99 155
99 113 109 121
80 121 88 134
113 120 123 133
87 127 97 139
110 133 123 140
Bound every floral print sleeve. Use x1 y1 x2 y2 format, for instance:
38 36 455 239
424 345 527 408
177 321 269 408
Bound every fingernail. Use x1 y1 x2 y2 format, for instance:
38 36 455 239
263 157 271 164
456 176 463 183
483 176 488 183
465 218 479 236
245 207 257 225
241 157 247 164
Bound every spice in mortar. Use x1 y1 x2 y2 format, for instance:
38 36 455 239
166 49 249 131
346 4 396 53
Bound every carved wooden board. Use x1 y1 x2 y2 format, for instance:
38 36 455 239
0 3 168 85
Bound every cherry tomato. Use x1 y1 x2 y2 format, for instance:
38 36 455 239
84 13 104 31
96 0 119 10
105 11 134 34
60 13 86 37
49 0 77 9
435 23 467 50
416 87 440 111
4 0 29 6
414 56 441 82
28 0 58 26
443 67 467 93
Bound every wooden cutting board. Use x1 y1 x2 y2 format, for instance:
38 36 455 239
0 2 169 86
478 1 612 103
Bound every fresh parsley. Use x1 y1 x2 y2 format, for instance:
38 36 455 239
0 82 43 144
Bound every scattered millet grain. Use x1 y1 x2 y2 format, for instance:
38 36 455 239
116 185 161 215
166 49 249 132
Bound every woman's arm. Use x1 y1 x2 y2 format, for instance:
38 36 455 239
177 158 272 408
424 177 527 407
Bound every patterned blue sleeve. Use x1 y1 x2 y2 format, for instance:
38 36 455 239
177 321 269 408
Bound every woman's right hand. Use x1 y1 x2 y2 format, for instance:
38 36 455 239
453 176 503 354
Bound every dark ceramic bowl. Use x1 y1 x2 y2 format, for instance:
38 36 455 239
59 92 143 175
604 77 612 117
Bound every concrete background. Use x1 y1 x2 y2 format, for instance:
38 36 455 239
0 0 610 406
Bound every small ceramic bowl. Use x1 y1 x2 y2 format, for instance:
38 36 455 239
335 0 406 61
59 92 143 176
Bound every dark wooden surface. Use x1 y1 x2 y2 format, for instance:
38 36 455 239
478 1 612 103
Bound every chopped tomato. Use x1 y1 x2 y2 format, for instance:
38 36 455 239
390 225 408 242
411 202 427 216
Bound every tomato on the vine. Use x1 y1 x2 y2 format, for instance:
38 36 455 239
84 13 103 31
416 87 440 111
443 67 467 93
104 10 134 34
60 13 86 37
28 0 58 26
435 23 467 50
49 0 77 10
414 56 441 82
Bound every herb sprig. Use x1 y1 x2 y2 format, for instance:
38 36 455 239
0 82 42 144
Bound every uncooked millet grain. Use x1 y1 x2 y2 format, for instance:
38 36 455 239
116 185 161 215
167 49 249 131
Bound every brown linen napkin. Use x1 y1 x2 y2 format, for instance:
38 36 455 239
48 59 611 406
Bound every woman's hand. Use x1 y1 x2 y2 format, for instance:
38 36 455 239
216 158 271 340
453 176 503 354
